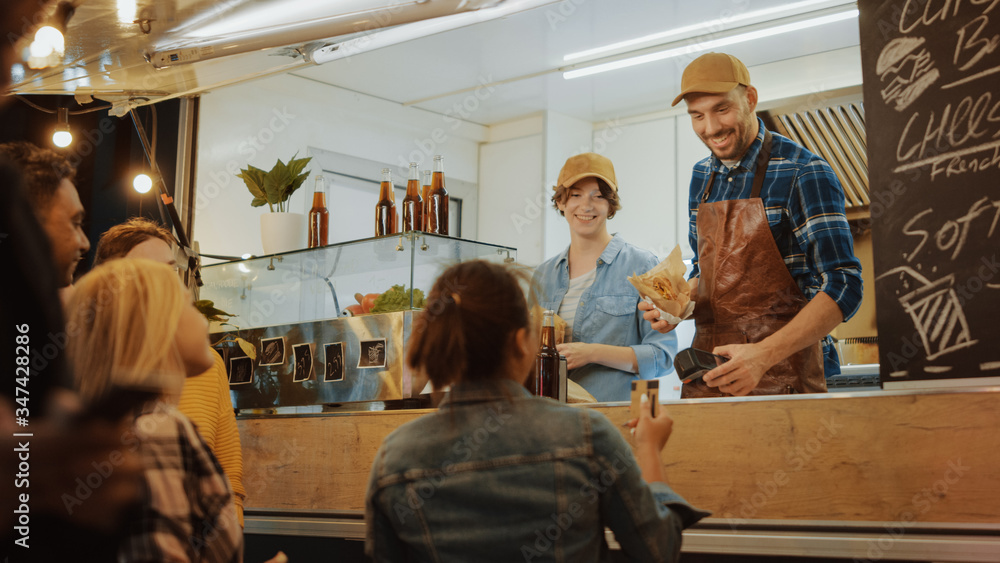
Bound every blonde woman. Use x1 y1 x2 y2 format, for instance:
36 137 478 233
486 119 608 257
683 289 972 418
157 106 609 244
65 259 245 563
94 217 246 526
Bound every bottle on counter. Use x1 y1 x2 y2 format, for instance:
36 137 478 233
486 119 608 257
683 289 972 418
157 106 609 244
375 168 397 237
308 175 329 248
402 162 423 233
426 155 449 235
530 309 560 398
421 169 432 232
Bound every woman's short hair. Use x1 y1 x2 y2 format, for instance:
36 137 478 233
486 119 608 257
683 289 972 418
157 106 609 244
66 258 189 402
407 260 532 388
550 178 622 219
94 217 177 266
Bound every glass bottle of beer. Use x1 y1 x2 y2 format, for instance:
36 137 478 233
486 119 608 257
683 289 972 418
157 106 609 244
375 168 397 237
426 155 449 235
535 309 560 398
390 172 398 234
402 162 423 233
308 175 329 248
421 169 432 232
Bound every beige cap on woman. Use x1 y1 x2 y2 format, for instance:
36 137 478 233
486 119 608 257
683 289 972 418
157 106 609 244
555 153 617 192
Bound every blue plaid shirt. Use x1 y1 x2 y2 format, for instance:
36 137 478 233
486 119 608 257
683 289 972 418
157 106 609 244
688 118 863 374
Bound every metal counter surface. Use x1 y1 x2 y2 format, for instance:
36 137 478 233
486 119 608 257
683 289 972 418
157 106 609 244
235 384 996 417
244 509 1000 561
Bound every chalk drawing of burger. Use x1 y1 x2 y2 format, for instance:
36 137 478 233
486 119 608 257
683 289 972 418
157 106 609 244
876 36 940 112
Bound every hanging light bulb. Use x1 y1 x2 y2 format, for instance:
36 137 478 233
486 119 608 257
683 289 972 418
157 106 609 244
117 0 137 25
52 108 72 148
29 26 64 58
133 173 153 194
25 2 75 70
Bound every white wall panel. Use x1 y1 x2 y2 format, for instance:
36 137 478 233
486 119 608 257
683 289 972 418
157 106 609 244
478 134 544 265
674 114 708 260
594 117 676 260
542 112 593 261
192 74 484 259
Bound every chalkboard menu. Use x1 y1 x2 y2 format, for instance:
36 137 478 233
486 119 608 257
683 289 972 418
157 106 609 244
860 1 1000 384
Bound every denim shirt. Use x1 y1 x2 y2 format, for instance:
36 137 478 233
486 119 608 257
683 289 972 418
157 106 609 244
365 379 709 563
533 234 678 401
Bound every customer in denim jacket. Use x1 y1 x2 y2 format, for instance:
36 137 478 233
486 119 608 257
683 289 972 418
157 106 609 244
534 153 677 402
365 260 708 562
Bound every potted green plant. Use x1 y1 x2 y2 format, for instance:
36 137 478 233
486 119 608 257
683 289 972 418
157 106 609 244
237 154 312 255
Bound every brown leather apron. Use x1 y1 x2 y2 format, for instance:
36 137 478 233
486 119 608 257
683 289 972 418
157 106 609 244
682 130 826 398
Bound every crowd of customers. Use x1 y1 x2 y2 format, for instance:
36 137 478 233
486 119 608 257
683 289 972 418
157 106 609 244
1 4 704 560
1 140 706 561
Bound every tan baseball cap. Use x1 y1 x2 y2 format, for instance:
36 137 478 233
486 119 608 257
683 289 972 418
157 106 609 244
555 153 617 192
671 52 751 106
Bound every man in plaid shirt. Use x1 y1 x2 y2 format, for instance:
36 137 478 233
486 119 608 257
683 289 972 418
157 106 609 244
642 52 863 397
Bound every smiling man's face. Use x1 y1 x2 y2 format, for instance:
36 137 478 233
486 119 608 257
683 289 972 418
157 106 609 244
38 179 91 286
685 86 760 162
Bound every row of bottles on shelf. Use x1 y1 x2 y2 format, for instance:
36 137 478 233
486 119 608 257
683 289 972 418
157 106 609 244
376 155 449 237
305 155 450 249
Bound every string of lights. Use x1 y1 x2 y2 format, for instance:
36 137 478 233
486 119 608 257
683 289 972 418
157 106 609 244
15 95 159 196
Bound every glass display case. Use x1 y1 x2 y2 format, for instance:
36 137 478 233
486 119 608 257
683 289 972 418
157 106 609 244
200 233 516 411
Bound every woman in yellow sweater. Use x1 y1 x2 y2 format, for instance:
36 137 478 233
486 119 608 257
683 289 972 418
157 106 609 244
94 217 246 525
176 351 247 526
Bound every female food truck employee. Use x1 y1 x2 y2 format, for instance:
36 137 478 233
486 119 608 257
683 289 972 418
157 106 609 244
533 153 677 402
641 52 863 397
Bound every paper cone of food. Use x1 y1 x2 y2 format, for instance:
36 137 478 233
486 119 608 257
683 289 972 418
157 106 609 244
567 380 597 403
627 245 692 318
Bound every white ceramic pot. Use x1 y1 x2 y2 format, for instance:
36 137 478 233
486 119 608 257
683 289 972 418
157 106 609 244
259 212 306 255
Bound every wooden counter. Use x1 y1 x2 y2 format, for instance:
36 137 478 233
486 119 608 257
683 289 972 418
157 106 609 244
237 387 1000 559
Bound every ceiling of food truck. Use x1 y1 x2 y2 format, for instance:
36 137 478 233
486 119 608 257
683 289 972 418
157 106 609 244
291 0 862 124
10 0 862 124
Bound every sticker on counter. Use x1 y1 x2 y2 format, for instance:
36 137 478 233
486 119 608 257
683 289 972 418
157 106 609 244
324 342 345 382
229 356 254 385
358 339 387 369
260 336 286 366
292 343 314 382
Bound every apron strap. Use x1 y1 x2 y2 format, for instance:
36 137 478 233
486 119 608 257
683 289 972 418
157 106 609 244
750 129 773 199
702 129 773 203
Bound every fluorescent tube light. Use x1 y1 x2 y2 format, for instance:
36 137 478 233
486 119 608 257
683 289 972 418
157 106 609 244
150 0 504 69
183 0 378 39
563 8 858 80
563 0 853 62
309 0 558 65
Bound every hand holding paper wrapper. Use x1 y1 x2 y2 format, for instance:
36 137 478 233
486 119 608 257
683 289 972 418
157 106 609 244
628 245 695 324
